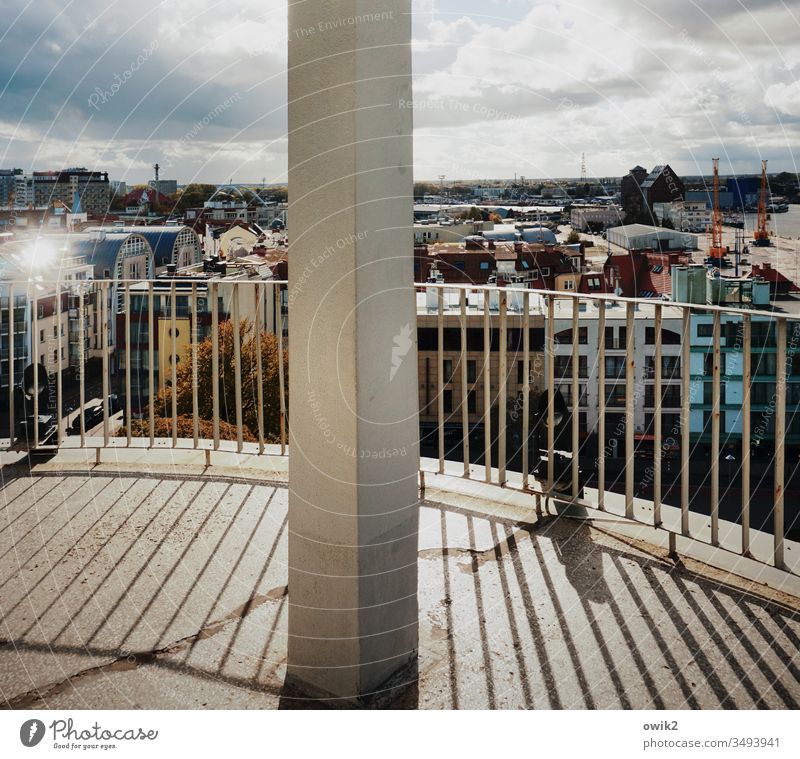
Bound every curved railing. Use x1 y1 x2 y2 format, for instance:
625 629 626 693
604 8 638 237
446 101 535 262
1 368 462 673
2 277 797 580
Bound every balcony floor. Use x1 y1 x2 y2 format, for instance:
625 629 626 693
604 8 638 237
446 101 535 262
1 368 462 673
1 463 799 709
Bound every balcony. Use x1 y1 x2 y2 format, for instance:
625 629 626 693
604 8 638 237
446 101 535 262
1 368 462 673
0 279 798 709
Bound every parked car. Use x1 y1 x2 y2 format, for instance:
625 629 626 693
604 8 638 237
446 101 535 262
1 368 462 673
68 405 104 435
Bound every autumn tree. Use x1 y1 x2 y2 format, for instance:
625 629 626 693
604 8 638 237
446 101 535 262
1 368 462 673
156 320 288 443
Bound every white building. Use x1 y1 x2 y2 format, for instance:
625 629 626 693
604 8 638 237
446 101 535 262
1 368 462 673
607 223 700 252
549 299 684 457
653 200 711 233
570 204 625 231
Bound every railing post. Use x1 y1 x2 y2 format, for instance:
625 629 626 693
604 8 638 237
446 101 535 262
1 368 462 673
483 289 492 482
571 296 580 499
7 284 14 448
437 287 445 474
653 303 662 526
774 317 787 570
624 300 635 519
597 298 605 510
459 288 470 478
101 281 110 448
148 281 155 447
32 284 39 449
680 307 691 536
498 289 507 486
547 295 555 499
710 309 721 546
741 314 751 556
522 291 530 491
125 284 132 448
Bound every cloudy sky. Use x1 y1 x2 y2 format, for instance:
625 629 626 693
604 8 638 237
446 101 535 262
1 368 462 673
0 0 798 184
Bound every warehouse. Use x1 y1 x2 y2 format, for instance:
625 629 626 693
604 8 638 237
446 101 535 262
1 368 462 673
606 223 699 252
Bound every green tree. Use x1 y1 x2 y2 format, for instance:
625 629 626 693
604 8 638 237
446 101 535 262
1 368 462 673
566 230 581 244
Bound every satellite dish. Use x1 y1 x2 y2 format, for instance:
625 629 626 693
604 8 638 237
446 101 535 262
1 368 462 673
21 363 49 401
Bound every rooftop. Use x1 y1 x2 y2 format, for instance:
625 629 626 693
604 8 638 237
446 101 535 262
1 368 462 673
3 455 798 709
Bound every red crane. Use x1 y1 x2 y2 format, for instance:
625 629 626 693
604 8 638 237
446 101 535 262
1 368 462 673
709 158 726 261
754 159 770 246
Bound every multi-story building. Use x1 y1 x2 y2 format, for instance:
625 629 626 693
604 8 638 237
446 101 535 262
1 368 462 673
653 200 712 232
549 298 685 459
25 169 110 215
621 164 684 222
570 203 625 231
415 288 546 446
0 169 24 207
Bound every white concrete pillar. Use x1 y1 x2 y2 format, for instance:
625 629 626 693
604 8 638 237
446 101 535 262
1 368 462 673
287 0 419 703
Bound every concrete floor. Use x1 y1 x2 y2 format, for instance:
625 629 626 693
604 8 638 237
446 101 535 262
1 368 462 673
1 466 798 709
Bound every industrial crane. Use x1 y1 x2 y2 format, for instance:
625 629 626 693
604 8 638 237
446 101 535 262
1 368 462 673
709 158 727 262
754 159 770 247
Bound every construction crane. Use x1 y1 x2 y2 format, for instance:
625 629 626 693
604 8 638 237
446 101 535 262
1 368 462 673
709 158 727 262
754 159 770 247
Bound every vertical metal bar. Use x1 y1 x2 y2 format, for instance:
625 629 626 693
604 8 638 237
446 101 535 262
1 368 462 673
171 280 178 447
277 304 287 456
32 287 39 449
653 303 662 526
741 314 751 556
459 288 469 477
7 284 13 448
483 289 492 482
498 290 507 485
774 317 786 570
125 284 131 448
624 301 635 519
571 296 580 498
211 281 220 450
522 291 530 490
681 308 691 535
437 287 445 474
547 295 555 497
192 283 199 449
710 310 721 546
256 283 265 455
56 283 63 447
597 299 606 511
79 283 86 446
232 283 243 452
148 282 155 447
101 282 109 448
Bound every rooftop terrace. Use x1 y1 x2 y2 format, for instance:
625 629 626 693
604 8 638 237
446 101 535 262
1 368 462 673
2 456 798 709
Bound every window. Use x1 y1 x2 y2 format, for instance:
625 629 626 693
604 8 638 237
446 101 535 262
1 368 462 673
454 261 466 272
442 359 453 383
467 390 477 413
697 323 713 338
39 329 44 343
479 261 489 270
467 360 477 384
540 267 550 277
443 389 453 414
587 277 601 291
563 279 575 290
517 361 524 384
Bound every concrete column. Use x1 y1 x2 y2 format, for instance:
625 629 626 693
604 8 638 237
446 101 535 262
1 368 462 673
286 0 419 703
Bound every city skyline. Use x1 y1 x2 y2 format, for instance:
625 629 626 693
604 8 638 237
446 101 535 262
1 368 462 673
0 0 798 184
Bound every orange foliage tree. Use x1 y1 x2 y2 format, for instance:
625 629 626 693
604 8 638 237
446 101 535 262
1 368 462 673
155 320 288 443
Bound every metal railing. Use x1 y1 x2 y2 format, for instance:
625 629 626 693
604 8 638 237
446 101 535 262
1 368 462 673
1 278 797 580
